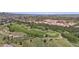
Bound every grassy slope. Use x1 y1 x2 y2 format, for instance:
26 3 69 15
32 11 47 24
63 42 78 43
5 23 74 47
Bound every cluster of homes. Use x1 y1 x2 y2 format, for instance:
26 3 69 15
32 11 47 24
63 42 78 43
34 19 76 27
0 18 14 25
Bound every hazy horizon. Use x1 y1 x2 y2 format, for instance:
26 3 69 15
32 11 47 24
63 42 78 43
7 12 79 14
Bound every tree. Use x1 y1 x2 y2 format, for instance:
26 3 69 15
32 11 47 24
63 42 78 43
43 39 46 43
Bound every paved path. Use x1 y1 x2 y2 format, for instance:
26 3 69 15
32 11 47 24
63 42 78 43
3 44 13 47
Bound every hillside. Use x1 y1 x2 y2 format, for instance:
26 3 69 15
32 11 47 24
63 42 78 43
0 12 79 47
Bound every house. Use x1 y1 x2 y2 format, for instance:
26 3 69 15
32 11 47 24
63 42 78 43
8 32 27 40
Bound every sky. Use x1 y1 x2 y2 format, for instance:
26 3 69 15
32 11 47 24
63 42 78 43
13 12 79 14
